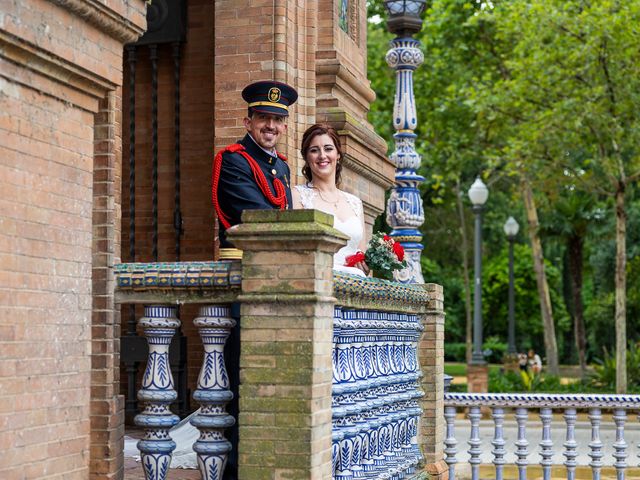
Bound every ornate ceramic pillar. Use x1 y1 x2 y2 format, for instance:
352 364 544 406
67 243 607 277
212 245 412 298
191 305 237 480
385 34 426 284
134 305 181 480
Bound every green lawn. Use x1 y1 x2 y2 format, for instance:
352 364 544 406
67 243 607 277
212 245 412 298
444 362 503 377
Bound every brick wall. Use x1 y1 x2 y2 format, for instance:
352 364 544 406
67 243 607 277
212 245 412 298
315 0 393 231
91 91 125 480
214 0 318 188
0 0 146 477
121 0 216 400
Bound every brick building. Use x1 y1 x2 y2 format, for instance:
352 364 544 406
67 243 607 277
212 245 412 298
0 0 392 478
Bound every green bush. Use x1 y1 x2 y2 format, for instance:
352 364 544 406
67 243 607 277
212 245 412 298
444 342 467 362
482 336 507 364
589 342 640 392
488 369 589 393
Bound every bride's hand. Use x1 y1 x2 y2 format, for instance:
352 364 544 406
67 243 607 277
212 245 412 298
355 261 370 276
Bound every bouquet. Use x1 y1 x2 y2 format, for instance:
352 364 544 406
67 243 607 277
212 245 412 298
345 232 407 280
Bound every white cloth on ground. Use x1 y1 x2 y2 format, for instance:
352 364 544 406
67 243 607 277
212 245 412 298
124 409 200 469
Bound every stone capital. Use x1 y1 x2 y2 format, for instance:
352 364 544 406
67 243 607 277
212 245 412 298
228 209 348 254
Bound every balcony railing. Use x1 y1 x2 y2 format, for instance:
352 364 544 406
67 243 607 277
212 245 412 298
114 209 447 480
444 392 640 480
331 272 432 479
115 260 241 479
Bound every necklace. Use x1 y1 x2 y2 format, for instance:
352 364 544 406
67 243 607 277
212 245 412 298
314 187 341 208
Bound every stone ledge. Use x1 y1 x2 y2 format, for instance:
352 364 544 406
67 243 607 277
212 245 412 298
50 0 146 44
334 272 432 313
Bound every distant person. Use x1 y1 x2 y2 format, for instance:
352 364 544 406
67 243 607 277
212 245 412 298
528 349 542 374
518 352 528 371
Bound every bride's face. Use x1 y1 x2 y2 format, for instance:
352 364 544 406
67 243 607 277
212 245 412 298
305 134 339 183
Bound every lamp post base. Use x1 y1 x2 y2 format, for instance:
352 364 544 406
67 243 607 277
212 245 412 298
466 363 489 393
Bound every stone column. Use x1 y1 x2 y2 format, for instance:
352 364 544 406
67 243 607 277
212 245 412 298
419 283 448 479
227 209 347 480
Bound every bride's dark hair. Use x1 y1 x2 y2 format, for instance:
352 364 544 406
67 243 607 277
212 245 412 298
300 123 343 187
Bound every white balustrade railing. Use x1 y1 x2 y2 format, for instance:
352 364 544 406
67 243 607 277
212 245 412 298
444 392 640 480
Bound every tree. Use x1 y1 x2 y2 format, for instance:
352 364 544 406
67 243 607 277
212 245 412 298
483 0 640 392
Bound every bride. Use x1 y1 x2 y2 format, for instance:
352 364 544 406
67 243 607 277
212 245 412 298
293 123 368 277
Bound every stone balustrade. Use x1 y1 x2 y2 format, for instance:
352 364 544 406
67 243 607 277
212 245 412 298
115 261 241 480
114 209 446 479
444 392 640 480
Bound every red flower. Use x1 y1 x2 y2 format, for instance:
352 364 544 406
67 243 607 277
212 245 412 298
392 242 404 261
344 251 366 267
383 235 391 242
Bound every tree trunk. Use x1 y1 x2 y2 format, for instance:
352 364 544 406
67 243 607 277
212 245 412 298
521 178 559 375
615 182 627 393
456 179 473 364
567 235 587 375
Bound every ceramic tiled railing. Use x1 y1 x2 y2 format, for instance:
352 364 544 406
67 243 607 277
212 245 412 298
332 272 432 480
115 263 438 480
115 261 241 480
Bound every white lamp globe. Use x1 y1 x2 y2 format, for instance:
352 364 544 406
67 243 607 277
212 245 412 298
503 216 520 237
468 177 489 206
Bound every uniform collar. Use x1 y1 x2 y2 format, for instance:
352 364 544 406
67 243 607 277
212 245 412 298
246 133 278 158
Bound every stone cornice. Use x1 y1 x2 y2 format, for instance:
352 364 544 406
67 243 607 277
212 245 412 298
0 30 116 107
321 110 394 190
316 58 376 108
49 0 146 45
333 272 431 313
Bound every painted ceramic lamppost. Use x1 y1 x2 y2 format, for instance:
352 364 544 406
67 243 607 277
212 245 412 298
383 0 427 284
468 177 489 365
504 216 519 355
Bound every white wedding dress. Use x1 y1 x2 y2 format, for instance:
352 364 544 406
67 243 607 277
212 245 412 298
294 184 366 277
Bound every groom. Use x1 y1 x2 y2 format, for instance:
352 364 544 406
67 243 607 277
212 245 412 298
212 80 298 247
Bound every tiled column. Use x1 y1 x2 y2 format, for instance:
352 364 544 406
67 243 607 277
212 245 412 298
227 209 347 480
419 283 448 479
134 305 181 480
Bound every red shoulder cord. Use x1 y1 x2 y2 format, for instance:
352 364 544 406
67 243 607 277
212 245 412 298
212 144 288 229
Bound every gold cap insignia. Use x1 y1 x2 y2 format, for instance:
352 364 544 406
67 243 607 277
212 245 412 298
268 87 281 103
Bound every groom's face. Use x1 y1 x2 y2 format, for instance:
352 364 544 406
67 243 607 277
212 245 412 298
244 112 288 151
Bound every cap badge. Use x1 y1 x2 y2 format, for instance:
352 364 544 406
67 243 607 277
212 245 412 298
268 87 281 103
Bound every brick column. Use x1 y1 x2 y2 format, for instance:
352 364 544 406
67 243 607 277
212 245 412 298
227 209 347 480
467 364 489 393
419 283 448 479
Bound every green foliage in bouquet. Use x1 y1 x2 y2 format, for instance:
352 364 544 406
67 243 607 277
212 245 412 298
364 232 407 281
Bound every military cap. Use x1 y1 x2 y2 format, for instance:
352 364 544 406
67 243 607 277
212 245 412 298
242 81 298 117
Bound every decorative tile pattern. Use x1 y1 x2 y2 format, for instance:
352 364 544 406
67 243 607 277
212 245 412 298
115 261 242 291
332 306 424 479
333 271 431 312
134 306 181 480
445 393 640 409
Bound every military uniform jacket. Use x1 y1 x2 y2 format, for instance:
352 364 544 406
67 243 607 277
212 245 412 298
213 134 293 247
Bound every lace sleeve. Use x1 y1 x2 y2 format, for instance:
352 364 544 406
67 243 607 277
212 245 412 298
343 191 363 218
294 184 315 209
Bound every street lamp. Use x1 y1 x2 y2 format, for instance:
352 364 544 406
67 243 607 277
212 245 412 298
383 0 427 284
468 177 489 364
503 216 519 355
